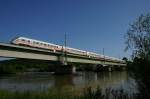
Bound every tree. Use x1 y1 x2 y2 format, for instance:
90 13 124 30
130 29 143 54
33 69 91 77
122 57 128 62
125 13 150 99
125 13 150 60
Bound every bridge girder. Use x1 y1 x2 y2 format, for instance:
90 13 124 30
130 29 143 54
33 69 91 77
0 43 126 66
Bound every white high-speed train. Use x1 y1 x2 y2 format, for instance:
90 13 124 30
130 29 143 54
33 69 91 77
11 37 124 63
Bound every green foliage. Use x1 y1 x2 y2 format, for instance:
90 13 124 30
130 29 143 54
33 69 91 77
0 90 74 99
0 86 140 99
127 57 150 99
82 86 104 99
0 59 56 74
122 57 129 63
124 12 150 99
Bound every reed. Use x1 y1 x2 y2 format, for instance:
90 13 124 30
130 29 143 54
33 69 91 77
0 86 138 99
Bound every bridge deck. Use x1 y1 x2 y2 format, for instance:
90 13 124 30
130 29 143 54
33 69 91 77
0 43 126 66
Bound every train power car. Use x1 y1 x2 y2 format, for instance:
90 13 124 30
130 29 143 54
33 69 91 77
11 37 62 52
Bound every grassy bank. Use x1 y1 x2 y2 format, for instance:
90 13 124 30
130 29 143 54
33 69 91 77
0 86 138 99
0 91 73 99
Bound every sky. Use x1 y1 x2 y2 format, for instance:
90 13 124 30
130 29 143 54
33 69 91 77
0 0 150 59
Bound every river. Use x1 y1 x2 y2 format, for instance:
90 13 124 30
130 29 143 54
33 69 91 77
0 71 137 94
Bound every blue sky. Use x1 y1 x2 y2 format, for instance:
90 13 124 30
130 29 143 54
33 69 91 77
0 0 150 59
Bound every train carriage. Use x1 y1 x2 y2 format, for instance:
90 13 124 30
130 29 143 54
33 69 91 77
11 37 124 63
12 37 62 52
66 47 87 56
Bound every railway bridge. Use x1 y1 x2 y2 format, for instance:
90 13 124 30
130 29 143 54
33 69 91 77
0 43 126 74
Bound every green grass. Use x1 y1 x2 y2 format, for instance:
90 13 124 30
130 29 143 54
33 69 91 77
0 90 75 99
0 86 137 99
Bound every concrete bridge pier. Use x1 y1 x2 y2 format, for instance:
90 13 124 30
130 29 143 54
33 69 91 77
122 66 126 71
108 67 112 72
72 66 76 74
54 65 76 75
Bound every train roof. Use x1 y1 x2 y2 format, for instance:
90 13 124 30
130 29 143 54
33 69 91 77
66 46 86 52
16 37 61 47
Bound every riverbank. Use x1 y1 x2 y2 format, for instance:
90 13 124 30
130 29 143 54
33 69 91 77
0 86 138 99
0 71 138 99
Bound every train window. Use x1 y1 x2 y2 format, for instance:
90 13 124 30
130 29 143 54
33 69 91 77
36 42 39 44
54 46 57 48
51 45 54 47
22 39 25 41
27 40 30 42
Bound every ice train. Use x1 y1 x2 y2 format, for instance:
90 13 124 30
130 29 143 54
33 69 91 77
11 37 124 63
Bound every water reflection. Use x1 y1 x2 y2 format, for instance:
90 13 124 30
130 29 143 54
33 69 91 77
53 75 74 90
0 73 54 91
0 71 136 92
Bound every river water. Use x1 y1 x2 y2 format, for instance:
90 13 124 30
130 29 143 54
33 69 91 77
0 71 137 93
